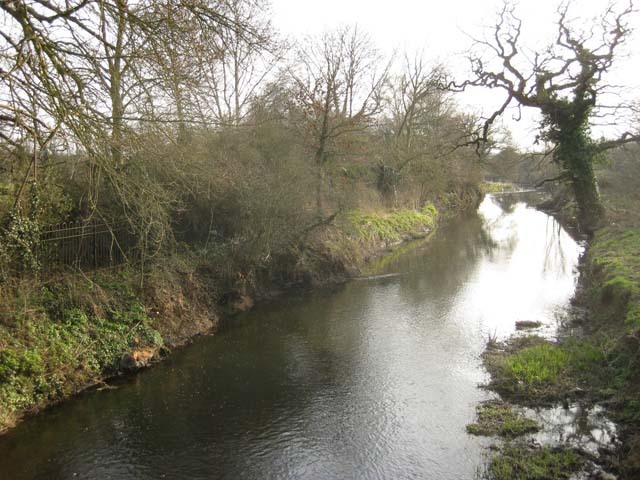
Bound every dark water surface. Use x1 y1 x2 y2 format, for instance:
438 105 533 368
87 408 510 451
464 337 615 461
0 194 582 479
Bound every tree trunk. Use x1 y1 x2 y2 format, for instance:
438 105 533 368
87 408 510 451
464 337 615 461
108 0 127 166
315 163 324 215
111 87 124 165
557 134 606 234
570 159 605 234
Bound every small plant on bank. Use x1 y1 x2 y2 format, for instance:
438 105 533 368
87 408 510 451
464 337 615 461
485 330 499 350
484 341 570 401
486 444 584 480
505 344 569 386
483 336 610 402
466 400 540 438
0 273 165 432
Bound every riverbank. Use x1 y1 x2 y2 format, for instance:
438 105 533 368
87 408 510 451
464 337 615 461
469 182 640 479
0 187 482 435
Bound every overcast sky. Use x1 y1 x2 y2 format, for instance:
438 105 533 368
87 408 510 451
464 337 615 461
270 0 640 149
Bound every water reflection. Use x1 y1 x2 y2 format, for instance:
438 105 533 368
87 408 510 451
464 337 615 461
470 195 582 338
0 194 584 480
528 404 618 456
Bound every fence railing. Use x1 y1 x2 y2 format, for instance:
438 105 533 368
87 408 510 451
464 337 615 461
40 219 136 270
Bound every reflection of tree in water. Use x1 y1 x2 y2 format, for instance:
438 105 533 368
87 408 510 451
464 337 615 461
460 214 500 260
485 195 577 277
531 404 617 455
478 201 520 263
543 217 569 275
391 212 501 304
492 194 520 214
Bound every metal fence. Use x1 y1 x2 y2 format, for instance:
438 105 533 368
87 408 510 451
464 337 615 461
40 220 136 269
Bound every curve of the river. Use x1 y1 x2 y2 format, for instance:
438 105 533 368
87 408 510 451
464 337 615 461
0 193 583 479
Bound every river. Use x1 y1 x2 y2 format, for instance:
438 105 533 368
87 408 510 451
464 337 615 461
0 193 583 479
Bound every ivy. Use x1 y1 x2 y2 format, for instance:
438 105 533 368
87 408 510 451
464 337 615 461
0 182 42 279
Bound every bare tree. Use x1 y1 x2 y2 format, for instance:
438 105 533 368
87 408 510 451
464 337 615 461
289 25 389 213
455 1 640 233
196 0 281 126
380 56 450 191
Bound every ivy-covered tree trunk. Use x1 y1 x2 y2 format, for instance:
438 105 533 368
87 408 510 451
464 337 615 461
567 153 605 234
555 127 606 234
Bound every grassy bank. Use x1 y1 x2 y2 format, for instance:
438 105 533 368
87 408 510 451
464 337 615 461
299 204 439 281
0 261 219 432
484 444 585 480
576 226 640 477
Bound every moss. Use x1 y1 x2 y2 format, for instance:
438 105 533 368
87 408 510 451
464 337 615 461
466 400 540 438
486 445 584 480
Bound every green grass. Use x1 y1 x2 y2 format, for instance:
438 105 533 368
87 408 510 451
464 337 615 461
484 337 608 402
504 344 569 386
591 229 640 283
319 205 440 271
466 400 540 438
590 229 640 329
0 276 164 431
486 445 584 480
343 205 438 244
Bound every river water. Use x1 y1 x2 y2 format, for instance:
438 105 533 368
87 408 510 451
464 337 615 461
0 193 583 479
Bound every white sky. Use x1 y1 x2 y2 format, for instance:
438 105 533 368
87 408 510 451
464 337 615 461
270 0 640 149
